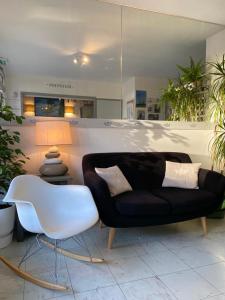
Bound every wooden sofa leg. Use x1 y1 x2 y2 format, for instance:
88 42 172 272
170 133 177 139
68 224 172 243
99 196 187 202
201 217 207 236
108 228 116 249
99 220 106 229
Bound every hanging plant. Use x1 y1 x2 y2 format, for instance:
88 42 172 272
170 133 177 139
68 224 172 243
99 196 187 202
161 57 209 121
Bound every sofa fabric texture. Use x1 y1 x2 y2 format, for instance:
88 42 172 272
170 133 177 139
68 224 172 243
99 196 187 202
82 152 225 228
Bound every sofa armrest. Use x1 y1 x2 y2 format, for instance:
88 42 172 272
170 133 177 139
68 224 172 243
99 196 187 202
83 171 118 223
198 168 225 200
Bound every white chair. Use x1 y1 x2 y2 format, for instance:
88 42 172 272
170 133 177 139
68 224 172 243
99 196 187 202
1 175 103 291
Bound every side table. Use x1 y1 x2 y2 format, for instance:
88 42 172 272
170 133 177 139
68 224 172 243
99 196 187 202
14 174 73 242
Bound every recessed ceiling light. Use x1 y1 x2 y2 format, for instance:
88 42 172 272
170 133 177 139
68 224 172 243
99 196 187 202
73 52 89 66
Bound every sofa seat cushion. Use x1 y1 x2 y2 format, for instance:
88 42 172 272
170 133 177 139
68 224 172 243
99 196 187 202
151 187 217 215
114 190 171 216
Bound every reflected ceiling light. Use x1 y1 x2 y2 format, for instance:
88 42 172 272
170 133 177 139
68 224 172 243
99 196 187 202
73 52 90 66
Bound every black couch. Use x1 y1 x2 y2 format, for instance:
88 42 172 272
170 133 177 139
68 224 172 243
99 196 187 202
82 152 225 248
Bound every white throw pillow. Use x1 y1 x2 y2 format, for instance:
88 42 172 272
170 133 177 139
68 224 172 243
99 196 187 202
95 165 132 197
162 161 201 189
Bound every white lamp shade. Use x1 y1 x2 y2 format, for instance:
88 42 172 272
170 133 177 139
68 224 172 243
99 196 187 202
35 121 72 146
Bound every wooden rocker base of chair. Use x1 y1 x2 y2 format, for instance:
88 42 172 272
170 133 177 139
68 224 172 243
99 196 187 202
40 238 104 263
0 256 69 291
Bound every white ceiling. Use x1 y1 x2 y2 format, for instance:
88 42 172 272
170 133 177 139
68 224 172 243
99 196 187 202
102 0 225 25
0 0 224 82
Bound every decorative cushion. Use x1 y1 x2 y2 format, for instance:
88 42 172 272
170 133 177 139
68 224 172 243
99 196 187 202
162 161 201 189
152 187 216 215
114 190 170 216
83 152 192 190
95 165 132 197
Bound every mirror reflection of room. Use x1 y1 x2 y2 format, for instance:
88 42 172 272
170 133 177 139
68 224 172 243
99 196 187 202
2 0 224 120
122 6 224 121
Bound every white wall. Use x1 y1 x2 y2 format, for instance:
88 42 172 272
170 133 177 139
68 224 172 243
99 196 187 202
6 74 122 115
135 76 167 98
122 76 167 119
96 99 122 119
206 28 225 61
122 77 135 118
7 120 214 184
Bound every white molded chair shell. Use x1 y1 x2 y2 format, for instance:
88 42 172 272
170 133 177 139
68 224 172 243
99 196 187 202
3 175 99 240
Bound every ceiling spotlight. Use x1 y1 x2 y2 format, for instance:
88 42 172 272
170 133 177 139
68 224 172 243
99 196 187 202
73 52 90 66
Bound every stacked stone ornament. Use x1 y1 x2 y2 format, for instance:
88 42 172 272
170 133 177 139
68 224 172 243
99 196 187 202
39 146 68 176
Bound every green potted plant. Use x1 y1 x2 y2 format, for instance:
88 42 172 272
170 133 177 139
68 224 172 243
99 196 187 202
161 57 208 121
0 61 28 247
207 55 225 218
208 55 225 171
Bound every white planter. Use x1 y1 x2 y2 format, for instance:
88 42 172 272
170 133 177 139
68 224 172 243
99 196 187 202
0 204 15 248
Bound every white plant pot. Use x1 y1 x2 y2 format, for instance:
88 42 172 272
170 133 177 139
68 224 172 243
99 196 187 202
0 204 15 248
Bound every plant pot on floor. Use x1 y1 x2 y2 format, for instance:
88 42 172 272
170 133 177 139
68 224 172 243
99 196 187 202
0 204 15 248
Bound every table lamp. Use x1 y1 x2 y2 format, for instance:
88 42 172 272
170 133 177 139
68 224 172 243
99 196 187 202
35 121 72 176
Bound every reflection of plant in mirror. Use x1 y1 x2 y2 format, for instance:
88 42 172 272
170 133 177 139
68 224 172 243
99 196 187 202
161 57 208 121
208 55 225 172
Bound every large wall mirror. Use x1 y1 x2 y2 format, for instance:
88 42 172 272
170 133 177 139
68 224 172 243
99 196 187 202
0 0 224 120
1 0 122 119
121 6 224 121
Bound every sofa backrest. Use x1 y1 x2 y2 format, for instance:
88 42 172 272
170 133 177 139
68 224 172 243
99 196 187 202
82 152 192 190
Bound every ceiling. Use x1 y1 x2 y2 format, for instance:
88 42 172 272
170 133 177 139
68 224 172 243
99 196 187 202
102 0 225 25
0 0 224 82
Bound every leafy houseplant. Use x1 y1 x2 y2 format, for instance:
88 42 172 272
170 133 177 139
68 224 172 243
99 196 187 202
161 57 208 121
208 55 225 174
0 60 28 247
207 56 225 219
0 94 28 195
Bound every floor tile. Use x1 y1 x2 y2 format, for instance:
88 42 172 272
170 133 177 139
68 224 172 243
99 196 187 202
54 295 76 300
172 246 222 268
132 240 169 257
207 218 225 234
193 238 225 261
60 236 102 259
160 269 219 300
99 244 138 261
24 268 72 300
66 258 116 293
108 256 154 283
0 257 25 298
2 219 225 300
0 240 27 259
161 233 203 250
75 285 126 300
141 249 189 276
0 294 24 300
26 250 67 275
120 277 177 300
96 227 148 248
206 294 225 299
196 262 225 293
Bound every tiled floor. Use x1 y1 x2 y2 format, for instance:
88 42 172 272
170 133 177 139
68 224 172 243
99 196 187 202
2 218 225 299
